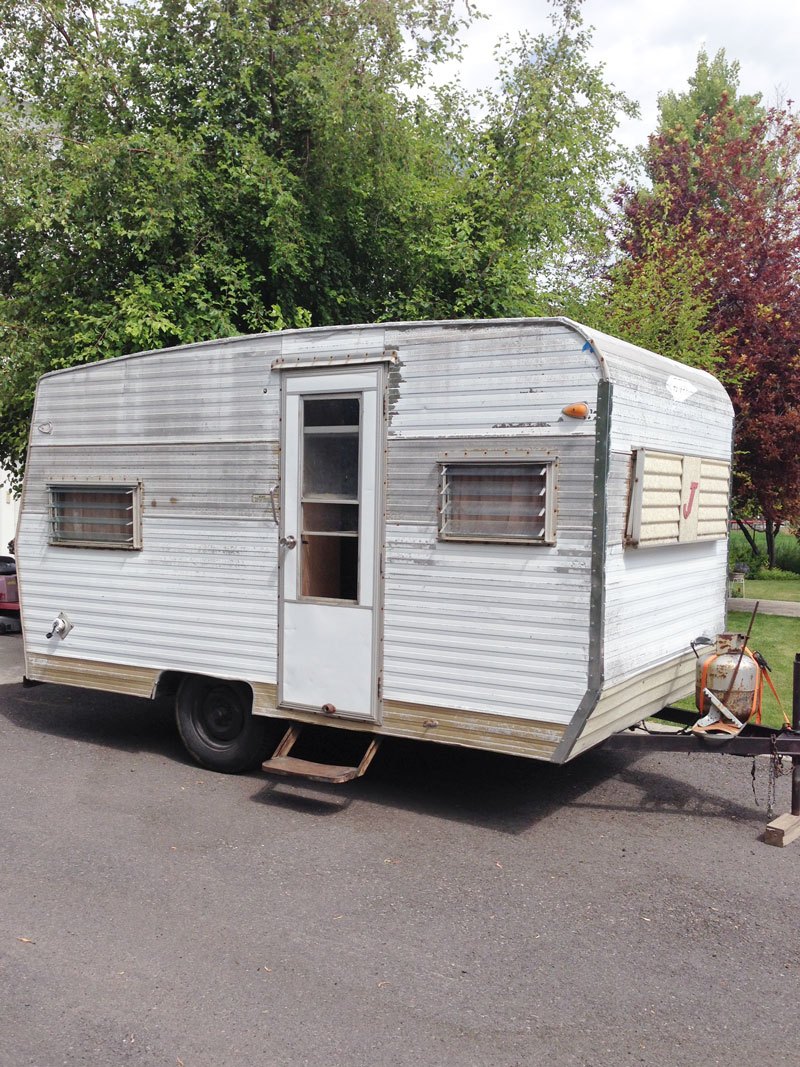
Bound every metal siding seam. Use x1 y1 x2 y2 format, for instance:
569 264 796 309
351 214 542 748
271 348 396 370
551 378 613 763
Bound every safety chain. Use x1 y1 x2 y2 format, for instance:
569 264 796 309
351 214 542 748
750 734 788 819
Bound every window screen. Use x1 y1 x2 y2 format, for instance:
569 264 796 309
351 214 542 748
439 462 554 544
49 485 142 549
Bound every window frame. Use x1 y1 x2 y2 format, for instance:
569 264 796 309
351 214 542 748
48 482 144 550
437 457 557 546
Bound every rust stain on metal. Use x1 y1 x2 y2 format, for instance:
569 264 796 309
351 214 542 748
493 422 551 429
251 683 562 759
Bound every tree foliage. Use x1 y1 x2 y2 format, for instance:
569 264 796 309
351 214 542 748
656 48 764 146
600 53 800 564
0 0 633 481
586 213 724 372
425 0 637 319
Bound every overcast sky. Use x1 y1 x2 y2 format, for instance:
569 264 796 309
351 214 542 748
438 0 799 148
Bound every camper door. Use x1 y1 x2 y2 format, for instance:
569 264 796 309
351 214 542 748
278 368 384 722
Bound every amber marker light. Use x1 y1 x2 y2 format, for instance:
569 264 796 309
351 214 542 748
561 402 590 419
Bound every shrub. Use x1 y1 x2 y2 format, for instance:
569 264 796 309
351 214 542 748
752 566 800 581
728 528 800 575
775 536 800 575
728 530 763 572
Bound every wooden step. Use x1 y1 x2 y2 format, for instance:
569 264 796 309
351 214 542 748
261 726 381 785
261 754 363 784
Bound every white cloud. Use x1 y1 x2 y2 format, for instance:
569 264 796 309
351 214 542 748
439 0 800 146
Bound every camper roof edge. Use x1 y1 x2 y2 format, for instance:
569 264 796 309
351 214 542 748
32 316 724 399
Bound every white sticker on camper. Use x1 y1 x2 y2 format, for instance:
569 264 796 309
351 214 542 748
665 376 697 402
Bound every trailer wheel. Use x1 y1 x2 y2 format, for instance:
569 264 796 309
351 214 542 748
176 676 272 773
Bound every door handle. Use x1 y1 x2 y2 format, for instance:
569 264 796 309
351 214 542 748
279 534 297 549
268 484 280 525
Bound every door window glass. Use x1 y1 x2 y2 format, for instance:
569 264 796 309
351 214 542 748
301 396 360 600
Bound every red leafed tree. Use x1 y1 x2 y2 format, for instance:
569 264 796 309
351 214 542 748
616 98 800 565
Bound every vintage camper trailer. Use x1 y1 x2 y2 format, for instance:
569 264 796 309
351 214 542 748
15 318 733 777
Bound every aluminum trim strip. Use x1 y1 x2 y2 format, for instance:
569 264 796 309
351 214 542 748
551 378 612 763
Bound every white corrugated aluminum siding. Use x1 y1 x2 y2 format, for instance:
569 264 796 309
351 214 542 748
20 319 604 733
18 317 734 761
380 321 601 725
19 341 282 682
574 326 732 745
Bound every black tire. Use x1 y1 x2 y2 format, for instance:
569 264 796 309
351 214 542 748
176 676 273 773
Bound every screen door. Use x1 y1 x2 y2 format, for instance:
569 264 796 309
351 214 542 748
278 368 383 721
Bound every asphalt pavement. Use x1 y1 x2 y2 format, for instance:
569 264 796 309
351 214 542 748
1 631 799 1067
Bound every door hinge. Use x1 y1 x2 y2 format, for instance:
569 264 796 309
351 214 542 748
377 674 383 700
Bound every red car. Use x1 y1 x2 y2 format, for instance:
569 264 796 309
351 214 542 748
0 555 19 613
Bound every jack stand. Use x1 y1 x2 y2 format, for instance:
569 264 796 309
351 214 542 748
764 653 800 847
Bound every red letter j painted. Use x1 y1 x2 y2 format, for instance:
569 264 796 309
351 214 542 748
683 481 699 519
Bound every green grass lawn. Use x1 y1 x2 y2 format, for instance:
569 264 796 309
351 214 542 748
734 579 800 603
727 611 799 727
672 610 800 729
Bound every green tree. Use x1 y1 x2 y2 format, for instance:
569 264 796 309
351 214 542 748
590 47 765 369
0 0 633 481
586 212 724 371
598 51 800 567
656 47 763 145
0 0 460 478
465 0 637 318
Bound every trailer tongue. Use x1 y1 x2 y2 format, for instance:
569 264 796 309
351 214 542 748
607 650 800 848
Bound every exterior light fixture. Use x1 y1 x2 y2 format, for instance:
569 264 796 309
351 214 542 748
561 402 591 419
